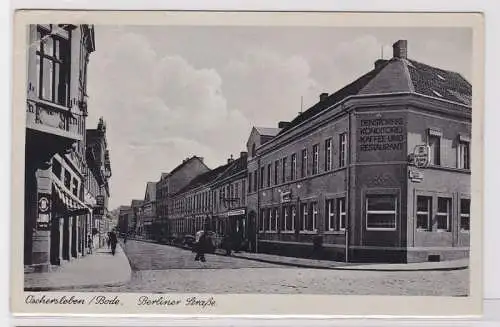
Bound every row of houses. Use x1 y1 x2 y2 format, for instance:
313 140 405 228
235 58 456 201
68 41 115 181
118 40 472 263
24 24 113 272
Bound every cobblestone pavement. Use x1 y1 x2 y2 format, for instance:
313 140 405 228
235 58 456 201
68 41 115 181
80 240 469 296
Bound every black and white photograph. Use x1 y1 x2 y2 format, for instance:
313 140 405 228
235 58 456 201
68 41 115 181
11 11 484 316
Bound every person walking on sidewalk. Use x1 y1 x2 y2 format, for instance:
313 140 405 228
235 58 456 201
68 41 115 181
194 231 208 262
109 231 118 255
87 234 93 254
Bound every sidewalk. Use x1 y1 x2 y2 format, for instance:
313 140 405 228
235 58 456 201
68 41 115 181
218 250 469 271
24 244 132 291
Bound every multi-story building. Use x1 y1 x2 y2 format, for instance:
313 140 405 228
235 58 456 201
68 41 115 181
129 199 143 236
117 205 132 236
211 152 248 244
24 24 96 271
169 162 231 238
85 117 112 248
155 173 169 241
136 182 156 239
246 40 471 263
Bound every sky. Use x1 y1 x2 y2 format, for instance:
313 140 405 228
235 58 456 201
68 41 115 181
85 26 472 209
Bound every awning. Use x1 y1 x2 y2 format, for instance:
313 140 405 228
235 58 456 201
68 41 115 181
53 177 91 215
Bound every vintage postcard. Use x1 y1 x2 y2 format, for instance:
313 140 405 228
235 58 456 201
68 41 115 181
11 10 484 317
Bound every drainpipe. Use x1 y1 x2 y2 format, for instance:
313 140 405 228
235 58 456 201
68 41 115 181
345 108 352 263
256 157 261 253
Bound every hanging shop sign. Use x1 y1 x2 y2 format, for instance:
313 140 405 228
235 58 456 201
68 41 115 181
36 193 51 230
413 144 430 168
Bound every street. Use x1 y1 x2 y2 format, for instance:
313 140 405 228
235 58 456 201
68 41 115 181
77 240 469 296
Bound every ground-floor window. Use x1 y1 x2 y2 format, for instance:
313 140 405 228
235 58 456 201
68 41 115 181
325 199 335 231
366 195 397 230
337 197 346 230
460 198 470 232
416 196 432 231
437 197 451 231
272 208 278 231
300 203 308 231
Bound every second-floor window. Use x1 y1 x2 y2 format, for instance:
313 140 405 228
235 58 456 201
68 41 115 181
259 167 264 189
339 133 347 167
428 131 441 166
312 144 319 175
458 141 470 170
267 164 271 187
282 157 287 183
325 138 332 171
36 25 71 106
291 153 297 180
274 160 279 185
301 149 308 177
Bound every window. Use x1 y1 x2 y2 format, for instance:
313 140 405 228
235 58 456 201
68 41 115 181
282 157 287 183
326 199 335 231
248 173 252 193
36 25 71 106
259 209 265 231
251 143 256 157
436 197 451 231
337 198 346 230
259 167 264 189
428 134 441 166
267 164 271 187
273 208 279 231
290 205 296 231
267 209 272 231
301 149 308 177
241 180 246 205
72 178 79 196
283 206 290 231
339 133 347 167
325 138 332 171
253 171 258 192
366 195 397 230
271 160 277 185
310 202 318 231
460 198 470 231
300 203 308 231
312 144 319 175
291 153 297 180
416 196 432 231
458 141 470 170
64 170 71 189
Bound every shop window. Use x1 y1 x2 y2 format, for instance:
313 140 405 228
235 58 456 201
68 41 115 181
416 196 432 231
337 197 346 230
460 198 470 232
366 195 397 230
290 205 296 231
325 138 332 171
36 25 71 106
458 141 470 170
291 153 297 181
312 144 319 175
428 132 441 166
326 199 335 231
273 208 279 231
267 209 272 231
274 160 279 185
436 197 451 231
282 157 287 183
301 149 308 177
339 133 347 167
300 203 308 231
282 206 289 231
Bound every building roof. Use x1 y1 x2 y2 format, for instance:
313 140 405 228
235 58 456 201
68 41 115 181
278 43 471 135
254 127 282 137
144 182 156 202
174 162 232 196
169 156 207 177
213 156 247 185
130 199 143 207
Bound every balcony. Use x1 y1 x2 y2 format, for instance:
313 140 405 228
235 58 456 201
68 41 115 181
26 97 82 163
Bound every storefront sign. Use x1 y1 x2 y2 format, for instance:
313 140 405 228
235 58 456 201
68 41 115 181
359 118 405 152
228 209 245 216
280 191 292 203
413 144 430 168
409 168 424 183
36 213 50 230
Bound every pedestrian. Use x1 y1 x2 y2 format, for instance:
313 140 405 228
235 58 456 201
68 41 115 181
87 234 93 254
107 232 111 249
109 231 118 255
194 231 207 262
222 234 232 256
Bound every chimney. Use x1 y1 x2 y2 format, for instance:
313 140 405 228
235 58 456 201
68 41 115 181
240 151 248 158
278 121 290 129
227 154 234 164
374 59 388 70
392 40 408 59
319 93 329 102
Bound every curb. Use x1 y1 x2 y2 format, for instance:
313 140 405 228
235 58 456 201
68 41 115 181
127 238 469 272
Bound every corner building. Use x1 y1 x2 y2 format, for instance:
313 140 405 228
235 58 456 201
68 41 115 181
247 40 471 263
